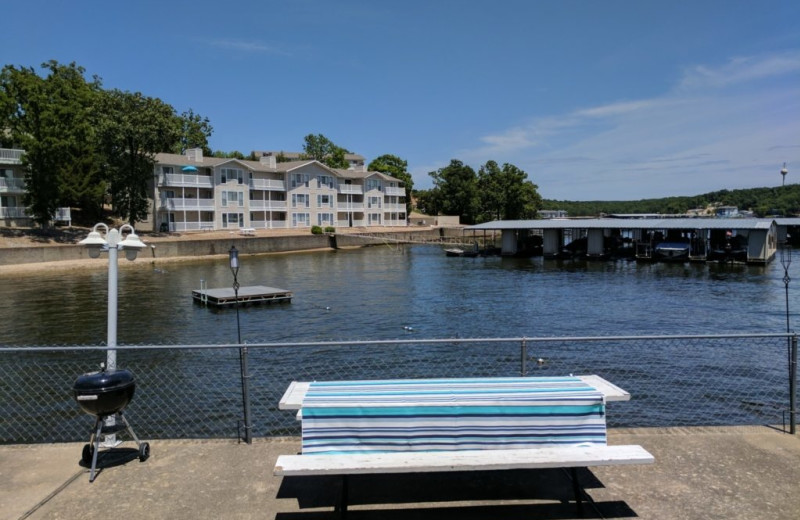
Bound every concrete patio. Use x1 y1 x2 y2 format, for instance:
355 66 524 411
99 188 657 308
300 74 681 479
2 426 798 520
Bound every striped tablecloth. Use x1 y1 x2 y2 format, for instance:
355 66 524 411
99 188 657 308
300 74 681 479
301 376 606 455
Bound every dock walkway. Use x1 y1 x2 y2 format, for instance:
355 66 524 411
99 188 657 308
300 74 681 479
2 426 798 519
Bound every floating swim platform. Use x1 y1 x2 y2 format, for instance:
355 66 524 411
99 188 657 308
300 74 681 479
192 285 292 307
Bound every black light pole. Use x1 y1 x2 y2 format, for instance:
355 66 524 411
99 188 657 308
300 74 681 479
229 246 252 444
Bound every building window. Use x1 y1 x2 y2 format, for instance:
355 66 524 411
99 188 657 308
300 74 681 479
317 194 333 208
291 173 310 188
222 213 244 228
318 213 334 226
292 213 310 227
317 175 334 189
292 193 310 208
368 196 382 209
162 166 174 174
222 191 244 207
367 179 382 191
368 213 382 225
221 168 244 184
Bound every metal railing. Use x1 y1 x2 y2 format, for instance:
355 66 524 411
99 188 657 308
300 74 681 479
0 333 795 444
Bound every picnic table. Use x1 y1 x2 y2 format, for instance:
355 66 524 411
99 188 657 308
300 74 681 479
275 375 652 518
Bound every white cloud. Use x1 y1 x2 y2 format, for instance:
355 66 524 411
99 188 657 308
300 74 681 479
209 39 292 56
464 52 800 200
679 52 800 90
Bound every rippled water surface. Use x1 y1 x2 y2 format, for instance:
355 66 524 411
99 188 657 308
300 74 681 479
0 245 794 346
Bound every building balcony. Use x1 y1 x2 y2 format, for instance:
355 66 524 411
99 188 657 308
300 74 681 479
338 185 363 195
0 206 70 221
159 173 214 188
249 220 288 229
249 200 288 210
385 186 405 196
0 178 26 192
338 203 365 211
160 198 215 211
0 207 29 218
383 203 406 212
0 149 24 164
250 178 286 191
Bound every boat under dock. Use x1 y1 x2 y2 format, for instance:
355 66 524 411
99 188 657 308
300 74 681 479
192 285 292 307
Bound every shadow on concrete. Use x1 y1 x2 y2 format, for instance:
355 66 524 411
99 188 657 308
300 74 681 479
276 468 639 519
76 447 141 481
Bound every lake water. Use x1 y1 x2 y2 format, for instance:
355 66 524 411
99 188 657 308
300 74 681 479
2 244 797 441
0 245 795 346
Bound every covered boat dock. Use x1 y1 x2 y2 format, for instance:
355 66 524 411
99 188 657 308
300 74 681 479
466 218 778 264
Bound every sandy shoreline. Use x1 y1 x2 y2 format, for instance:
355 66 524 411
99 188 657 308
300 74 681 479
0 225 443 276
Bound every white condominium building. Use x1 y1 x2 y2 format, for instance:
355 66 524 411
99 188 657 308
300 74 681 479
150 148 407 232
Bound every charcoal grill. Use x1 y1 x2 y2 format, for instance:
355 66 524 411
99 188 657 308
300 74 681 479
73 368 150 482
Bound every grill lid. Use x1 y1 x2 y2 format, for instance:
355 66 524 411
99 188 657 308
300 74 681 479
73 368 135 393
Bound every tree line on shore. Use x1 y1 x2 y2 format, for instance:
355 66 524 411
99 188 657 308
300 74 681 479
542 185 800 218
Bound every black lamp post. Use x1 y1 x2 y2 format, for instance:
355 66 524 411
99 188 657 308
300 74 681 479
229 246 252 444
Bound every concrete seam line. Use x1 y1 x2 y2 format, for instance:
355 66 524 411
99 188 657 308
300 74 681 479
17 469 84 520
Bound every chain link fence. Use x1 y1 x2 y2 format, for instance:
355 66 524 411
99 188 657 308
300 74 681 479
0 333 796 444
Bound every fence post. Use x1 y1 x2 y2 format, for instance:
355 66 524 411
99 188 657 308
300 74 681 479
520 338 527 377
791 335 797 435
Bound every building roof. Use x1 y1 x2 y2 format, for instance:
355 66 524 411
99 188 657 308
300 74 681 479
466 218 776 231
153 152 402 185
252 150 365 162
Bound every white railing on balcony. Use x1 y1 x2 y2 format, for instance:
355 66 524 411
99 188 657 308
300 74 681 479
248 200 288 210
383 219 408 227
172 222 216 232
0 149 24 164
0 178 26 192
0 207 29 218
250 178 286 191
160 173 214 187
249 220 288 229
383 203 406 212
338 185 363 195
338 203 364 211
385 186 405 196
161 198 215 211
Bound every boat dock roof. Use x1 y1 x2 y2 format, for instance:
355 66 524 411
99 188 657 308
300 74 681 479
467 218 778 231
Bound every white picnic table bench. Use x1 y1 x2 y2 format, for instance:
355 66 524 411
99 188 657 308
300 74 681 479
274 376 653 518
239 227 256 236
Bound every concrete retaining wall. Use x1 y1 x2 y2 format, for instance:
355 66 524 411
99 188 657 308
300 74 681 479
0 228 458 266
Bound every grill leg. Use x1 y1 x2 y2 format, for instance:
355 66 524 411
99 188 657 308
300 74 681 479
118 412 141 446
89 418 103 483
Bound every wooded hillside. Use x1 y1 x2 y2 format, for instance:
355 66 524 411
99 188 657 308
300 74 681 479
541 184 800 217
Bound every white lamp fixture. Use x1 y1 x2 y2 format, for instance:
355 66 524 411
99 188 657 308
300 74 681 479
79 224 109 258
78 222 147 446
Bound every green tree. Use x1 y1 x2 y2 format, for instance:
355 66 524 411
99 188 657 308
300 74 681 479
301 134 350 169
98 89 180 225
368 154 414 215
212 150 246 159
175 109 213 156
0 61 105 225
477 160 541 222
429 159 479 224
413 188 440 216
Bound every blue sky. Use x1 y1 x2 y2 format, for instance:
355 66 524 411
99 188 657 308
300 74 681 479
3 0 799 201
